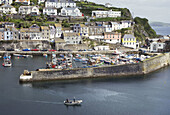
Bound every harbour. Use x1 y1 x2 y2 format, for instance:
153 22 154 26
0 56 170 115
0 0 170 114
17 51 170 82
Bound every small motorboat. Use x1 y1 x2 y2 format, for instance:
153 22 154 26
3 53 12 67
64 99 83 106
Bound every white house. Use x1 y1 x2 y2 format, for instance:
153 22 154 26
120 20 133 29
150 39 166 52
15 0 30 5
0 4 17 14
4 27 19 40
38 0 45 4
103 22 112 32
111 20 133 31
0 0 12 4
49 25 55 39
19 6 40 15
45 0 76 8
43 7 57 16
94 45 110 51
111 22 121 30
20 24 42 40
122 34 137 49
92 10 121 18
60 7 82 16
150 42 165 52
73 24 89 37
63 32 82 44
54 23 62 38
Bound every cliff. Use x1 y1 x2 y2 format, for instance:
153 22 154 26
134 17 158 42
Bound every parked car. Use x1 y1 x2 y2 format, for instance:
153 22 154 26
6 48 14 51
15 49 20 51
22 49 31 51
88 49 93 51
31 49 40 51
78 49 83 51
58 49 65 51
49 49 56 52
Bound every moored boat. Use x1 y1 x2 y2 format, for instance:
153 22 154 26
13 54 33 58
2 53 12 67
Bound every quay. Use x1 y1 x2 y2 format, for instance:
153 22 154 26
19 53 170 82
0 50 137 56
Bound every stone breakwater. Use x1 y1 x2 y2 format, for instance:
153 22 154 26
20 53 170 82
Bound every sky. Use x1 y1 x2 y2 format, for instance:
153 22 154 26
91 0 170 23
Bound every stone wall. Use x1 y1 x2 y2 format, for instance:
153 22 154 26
0 40 51 50
31 63 143 81
142 53 170 74
24 53 170 82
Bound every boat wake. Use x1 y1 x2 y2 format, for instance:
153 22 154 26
21 99 63 105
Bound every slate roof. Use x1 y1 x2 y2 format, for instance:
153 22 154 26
0 4 14 8
123 34 135 39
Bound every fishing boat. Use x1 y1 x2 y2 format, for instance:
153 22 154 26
13 54 33 58
2 53 12 67
64 99 83 106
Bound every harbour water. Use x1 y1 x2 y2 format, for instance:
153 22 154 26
0 27 170 115
0 56 170 115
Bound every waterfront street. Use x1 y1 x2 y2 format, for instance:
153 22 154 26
0 56 170 115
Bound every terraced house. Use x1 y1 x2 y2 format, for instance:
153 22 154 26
60 7 82 16
4 27 19 40
0 4 17 14
43 7 57 16
45 0 76 8
20 24 42 40
40 26 50 41
73 24 88 37
19 6 40 15
103 32 121 44
0 28 4 40
92 10 121 18
63 32 81 44
54 23 62 38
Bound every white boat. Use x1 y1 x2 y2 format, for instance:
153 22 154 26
64 99 83 106
3 53 12 67
3 60 12 67
13 54 33 58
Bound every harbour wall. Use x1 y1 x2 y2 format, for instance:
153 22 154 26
21 53 170 82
